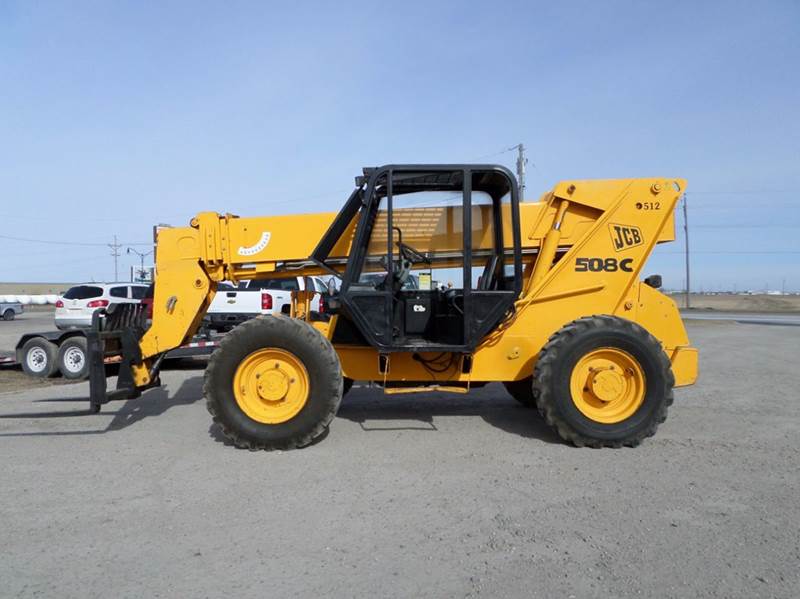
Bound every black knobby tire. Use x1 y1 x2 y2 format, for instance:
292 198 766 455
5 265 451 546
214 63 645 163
3 309 14 321
342 377 354 397
204 316 343 450
533 315 674 448
503 377 536 408
57 336 90 380
20 338 59 378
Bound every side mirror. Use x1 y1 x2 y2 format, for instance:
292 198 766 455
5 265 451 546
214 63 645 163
327 278 337 296
644 274 662 289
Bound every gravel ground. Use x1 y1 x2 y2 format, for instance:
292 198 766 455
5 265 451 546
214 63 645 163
0 309 55 355
0 319 798 598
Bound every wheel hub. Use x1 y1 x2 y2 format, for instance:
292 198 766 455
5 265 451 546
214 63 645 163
589 368 625 403
64 347 84 373
233 349 310 424
570 348 646 424
27 348 47 372
256 368 291 401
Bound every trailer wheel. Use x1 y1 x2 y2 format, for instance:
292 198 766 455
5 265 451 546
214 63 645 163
503 377 536 408
533 315 674 448
20 338 59 378
3 309 15 321
57 337 89 380
205 316 343 450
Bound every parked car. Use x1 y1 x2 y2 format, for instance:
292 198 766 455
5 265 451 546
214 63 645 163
0 302 24 321
204 276 328 332
54 283 149 330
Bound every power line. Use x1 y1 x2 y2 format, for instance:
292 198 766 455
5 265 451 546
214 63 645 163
660 250 800 254
686 190 797 195
2 213 151 223
468 146 517 162
691 224 800 229
0 234 108 247
0 234 151 246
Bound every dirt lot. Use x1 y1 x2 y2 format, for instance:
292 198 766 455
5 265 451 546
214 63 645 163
0 282 75 295
0 318 798 598
669 293 800 312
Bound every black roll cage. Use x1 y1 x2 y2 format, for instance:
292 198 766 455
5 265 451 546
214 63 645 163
311 164 523 352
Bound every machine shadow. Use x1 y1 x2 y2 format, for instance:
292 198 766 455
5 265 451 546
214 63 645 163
207 422 331 448
107 376 203 431
0 375 204 437
335 384 563 445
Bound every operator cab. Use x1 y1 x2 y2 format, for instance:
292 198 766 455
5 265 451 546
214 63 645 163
312 165 522 352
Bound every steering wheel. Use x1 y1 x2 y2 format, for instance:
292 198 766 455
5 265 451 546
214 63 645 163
397 241 431 265
444 287 463 314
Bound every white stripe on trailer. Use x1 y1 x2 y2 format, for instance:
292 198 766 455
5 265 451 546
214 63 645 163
181 340 217 349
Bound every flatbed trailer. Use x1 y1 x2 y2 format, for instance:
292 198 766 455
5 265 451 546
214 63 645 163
5 329 219 380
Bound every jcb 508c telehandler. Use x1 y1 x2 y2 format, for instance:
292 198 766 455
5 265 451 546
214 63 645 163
87 165 697 449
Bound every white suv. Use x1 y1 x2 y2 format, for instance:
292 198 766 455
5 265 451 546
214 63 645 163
55 283 149 330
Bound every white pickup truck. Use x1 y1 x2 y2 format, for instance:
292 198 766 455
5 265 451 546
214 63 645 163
204 277 329 332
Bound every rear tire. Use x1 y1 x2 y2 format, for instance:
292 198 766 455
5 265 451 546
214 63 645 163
533 315 674 448
20 338 59 378
3 309 14 321
205 316 342 450
503 377 536 408
57 337 89 380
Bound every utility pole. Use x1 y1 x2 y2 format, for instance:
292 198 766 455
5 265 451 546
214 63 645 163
517 143 525 198
512 143 528 199
108 235 122 282
127 247 153 283
682 194 690 309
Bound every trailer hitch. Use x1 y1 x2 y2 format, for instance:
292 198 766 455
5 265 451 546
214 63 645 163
86 304 161 413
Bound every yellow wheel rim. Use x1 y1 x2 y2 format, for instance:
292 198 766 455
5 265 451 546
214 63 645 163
233 348 310 424
569 348 646 424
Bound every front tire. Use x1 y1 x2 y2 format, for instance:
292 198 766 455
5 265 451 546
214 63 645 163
533 316 674 448
3 309 14 321
204 316 342 450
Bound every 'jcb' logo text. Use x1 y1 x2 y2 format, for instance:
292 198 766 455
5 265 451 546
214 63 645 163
609 224 643 252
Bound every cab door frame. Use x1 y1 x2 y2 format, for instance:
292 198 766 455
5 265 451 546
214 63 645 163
313 164 523 353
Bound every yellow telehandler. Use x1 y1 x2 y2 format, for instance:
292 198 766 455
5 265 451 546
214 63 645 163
87 165 697 449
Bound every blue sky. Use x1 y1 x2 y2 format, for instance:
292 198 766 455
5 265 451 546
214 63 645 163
1 1 798 290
